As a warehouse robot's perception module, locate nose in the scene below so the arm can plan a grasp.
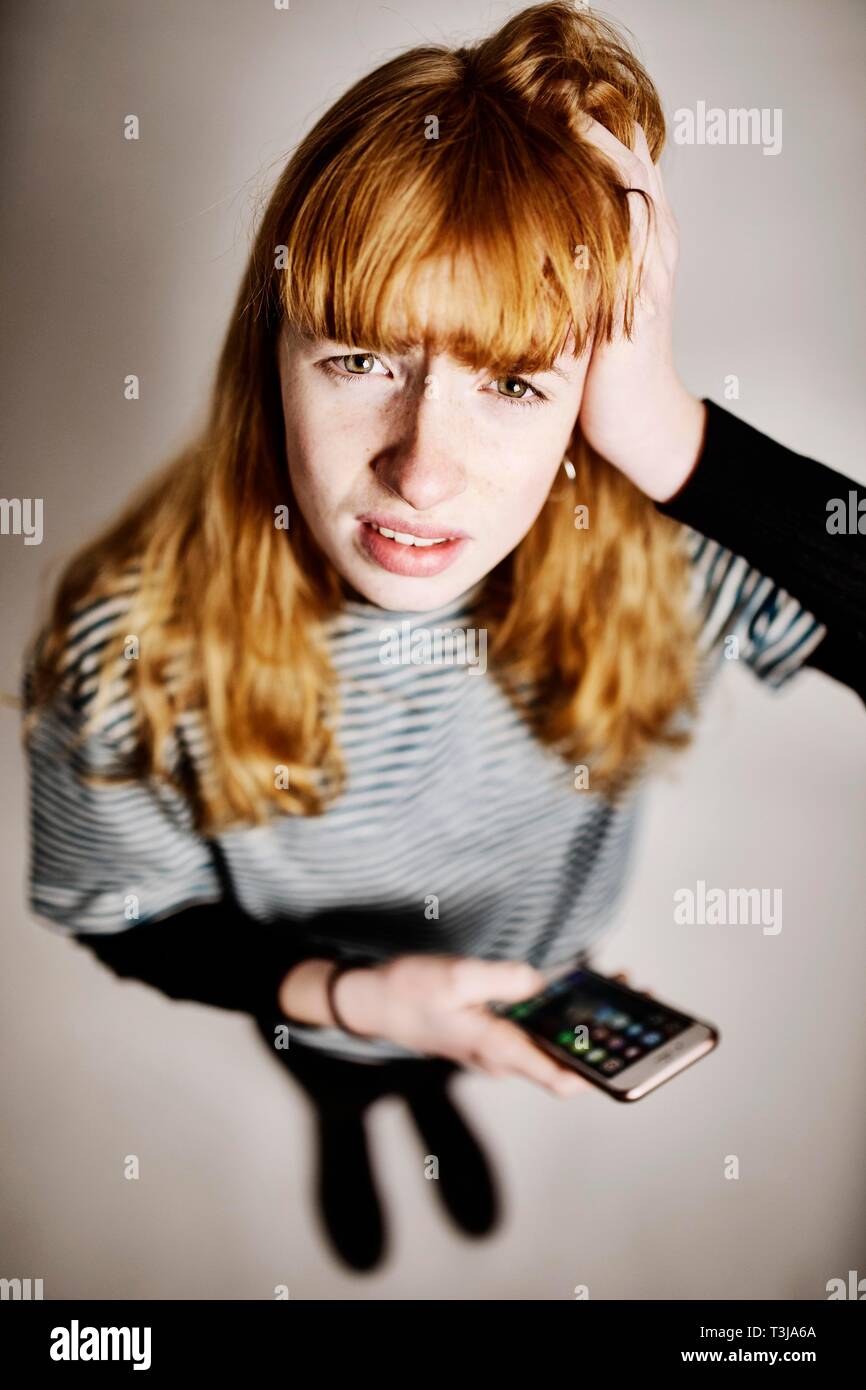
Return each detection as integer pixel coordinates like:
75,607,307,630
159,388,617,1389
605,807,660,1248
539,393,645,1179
372,393,469,513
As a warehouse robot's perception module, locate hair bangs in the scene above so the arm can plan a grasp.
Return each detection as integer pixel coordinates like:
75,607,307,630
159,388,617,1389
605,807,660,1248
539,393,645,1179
278,82,628,375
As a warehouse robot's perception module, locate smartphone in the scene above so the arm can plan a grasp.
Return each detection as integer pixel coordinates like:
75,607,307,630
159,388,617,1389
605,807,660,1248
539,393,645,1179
493,964,719,1101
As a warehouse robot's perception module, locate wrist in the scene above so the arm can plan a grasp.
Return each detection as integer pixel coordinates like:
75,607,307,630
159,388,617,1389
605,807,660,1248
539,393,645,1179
640,385,707,503
650,389,711,503
584,374,706,502
277,957,386,1037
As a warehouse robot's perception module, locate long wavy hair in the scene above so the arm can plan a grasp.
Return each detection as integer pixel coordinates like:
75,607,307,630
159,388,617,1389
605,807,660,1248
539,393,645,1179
24,1,700,832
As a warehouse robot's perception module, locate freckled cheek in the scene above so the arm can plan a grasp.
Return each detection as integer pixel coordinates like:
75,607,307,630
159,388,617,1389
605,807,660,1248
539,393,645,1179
287,454,347,524
517,477,556,530
470,464,553,547
287,401,380,477
284,411,360,500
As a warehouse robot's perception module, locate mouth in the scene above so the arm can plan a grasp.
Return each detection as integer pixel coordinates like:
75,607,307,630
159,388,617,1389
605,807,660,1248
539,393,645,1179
356,514,470,577
368,521,451,547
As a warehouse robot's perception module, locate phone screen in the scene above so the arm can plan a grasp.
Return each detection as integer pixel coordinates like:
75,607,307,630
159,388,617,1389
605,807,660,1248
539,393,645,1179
500,968,694,1079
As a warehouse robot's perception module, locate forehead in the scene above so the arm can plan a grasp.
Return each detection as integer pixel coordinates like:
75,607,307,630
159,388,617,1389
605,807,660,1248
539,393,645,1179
281,258,583,373
279,246,589,377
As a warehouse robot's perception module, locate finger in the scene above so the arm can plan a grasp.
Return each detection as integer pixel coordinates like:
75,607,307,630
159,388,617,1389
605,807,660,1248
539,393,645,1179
575,116,671,242
630,120,654,166
632,121,680,251
482,1018,590,1097
579,117,668,259
572,115,660,322
612,970,653,997
578,117,659,256
630,122,663,195
576,112,649,191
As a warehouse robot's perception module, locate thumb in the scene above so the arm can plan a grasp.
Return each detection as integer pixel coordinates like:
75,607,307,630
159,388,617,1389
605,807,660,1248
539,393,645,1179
449,958,545,1008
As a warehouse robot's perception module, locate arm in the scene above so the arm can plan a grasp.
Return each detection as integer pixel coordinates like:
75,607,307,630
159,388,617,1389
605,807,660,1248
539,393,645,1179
73,901,324,1021
654,398,866,702
75,917,591,1096
572,119,864,703
23,634,329,1022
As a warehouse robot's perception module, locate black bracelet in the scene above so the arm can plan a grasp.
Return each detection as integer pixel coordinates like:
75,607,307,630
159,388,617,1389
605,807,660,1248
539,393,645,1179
326,959,374,1037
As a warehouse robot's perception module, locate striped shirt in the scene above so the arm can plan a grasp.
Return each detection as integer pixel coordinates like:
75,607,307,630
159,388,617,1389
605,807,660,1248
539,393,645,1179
23,517,826,1063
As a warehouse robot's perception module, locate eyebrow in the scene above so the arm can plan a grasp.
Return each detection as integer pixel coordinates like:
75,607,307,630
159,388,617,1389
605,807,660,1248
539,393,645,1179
298,332,573,380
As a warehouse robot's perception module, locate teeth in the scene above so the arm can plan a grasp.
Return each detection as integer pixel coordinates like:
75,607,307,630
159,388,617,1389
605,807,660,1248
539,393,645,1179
371,523,450,546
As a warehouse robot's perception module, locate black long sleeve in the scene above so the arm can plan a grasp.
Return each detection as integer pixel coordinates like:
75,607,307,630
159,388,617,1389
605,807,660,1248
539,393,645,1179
73,901,320,1022
657,398,866,703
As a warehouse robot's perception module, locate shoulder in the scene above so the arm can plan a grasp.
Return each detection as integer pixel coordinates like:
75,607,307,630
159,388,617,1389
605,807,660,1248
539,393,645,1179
59,570,141,692
24,567,144,758
679,523,827,686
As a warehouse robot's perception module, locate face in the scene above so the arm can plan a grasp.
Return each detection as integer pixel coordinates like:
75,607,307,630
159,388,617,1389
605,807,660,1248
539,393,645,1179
277,318,591,612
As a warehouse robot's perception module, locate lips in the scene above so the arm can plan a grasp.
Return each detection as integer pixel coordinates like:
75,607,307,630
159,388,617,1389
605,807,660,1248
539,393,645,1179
356,518,469,577
357,512,470,542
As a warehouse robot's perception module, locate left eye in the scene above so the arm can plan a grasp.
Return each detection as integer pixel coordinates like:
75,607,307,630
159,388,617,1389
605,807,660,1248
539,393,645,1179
493,375,542,403
338,352,380,374
340,355,378,378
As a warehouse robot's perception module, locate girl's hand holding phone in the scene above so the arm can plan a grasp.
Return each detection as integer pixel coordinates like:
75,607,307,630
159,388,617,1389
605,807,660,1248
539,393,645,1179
329,955,591,1099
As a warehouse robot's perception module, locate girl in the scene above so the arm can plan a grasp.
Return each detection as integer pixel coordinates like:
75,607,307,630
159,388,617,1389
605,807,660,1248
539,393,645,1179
21,2,865,1272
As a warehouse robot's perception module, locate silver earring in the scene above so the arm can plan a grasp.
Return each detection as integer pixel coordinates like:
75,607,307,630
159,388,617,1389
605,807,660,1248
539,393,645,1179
562,455,576,480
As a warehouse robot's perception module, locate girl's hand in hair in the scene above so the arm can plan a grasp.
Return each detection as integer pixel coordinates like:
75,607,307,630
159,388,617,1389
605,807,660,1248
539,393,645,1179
335,954,590,1098
575,117,707,504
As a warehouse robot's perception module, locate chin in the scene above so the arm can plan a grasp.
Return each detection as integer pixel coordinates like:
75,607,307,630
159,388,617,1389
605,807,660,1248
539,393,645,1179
345,565,478,613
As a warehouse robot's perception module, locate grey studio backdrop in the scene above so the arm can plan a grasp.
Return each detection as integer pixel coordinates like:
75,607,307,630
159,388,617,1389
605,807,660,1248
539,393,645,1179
1,0,864,1300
